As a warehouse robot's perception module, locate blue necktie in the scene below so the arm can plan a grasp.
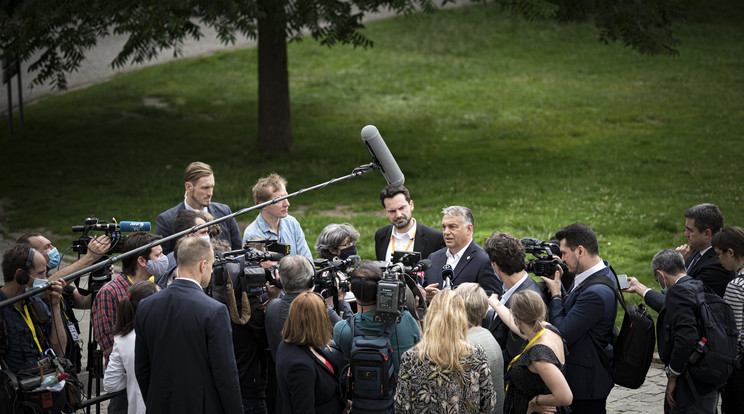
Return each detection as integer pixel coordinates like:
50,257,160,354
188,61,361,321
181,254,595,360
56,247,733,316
687,250,702,272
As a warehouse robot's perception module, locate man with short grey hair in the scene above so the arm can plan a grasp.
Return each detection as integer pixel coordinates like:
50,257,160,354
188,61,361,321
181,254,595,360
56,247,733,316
626,249,719,413
264,255,350,359
422,206,501,301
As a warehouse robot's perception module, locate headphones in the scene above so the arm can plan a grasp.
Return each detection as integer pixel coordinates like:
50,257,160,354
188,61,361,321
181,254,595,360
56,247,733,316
16,247,36,286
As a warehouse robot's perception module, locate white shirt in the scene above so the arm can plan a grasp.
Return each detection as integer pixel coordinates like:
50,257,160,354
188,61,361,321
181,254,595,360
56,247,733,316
501,272,530,304
569,259,607,293
104,331,146,414
384,219,418,264
446,240,472,271
183,199,208,213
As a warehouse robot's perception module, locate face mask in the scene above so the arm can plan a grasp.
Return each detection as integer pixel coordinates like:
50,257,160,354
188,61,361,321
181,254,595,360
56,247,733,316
46,247,61,269
26,277,49,292
657,274,668,295
339,245,357,260
146,255,170,279
199,235,211,243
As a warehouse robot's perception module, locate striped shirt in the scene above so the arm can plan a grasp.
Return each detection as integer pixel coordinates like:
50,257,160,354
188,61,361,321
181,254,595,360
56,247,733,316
724,275,744,358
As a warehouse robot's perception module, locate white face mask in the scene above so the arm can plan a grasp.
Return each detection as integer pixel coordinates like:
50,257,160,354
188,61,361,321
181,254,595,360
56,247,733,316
146,255,170,279
199,235,211,243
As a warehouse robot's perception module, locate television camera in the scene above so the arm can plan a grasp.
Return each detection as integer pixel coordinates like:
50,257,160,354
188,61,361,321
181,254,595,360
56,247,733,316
521,237,568,278
374,252,431,324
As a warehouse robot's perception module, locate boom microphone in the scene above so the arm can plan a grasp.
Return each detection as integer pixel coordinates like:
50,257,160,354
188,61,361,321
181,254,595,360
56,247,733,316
361,125,405,187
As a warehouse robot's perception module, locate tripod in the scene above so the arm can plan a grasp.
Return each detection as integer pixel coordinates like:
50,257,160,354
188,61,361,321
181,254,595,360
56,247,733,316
82,257,112,414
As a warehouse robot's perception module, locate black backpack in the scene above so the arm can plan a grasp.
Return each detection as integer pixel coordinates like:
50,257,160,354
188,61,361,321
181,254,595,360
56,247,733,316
685,282,739,389
569,274,656,389
346,318,396,414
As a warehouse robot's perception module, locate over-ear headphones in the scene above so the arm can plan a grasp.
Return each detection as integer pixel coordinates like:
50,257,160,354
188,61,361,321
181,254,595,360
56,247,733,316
16,247,36,286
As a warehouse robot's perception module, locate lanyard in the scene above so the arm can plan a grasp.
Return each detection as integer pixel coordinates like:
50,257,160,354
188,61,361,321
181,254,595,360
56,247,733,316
506,328,546,373
391,227,417,253
17,303,43,353
127,275,154,285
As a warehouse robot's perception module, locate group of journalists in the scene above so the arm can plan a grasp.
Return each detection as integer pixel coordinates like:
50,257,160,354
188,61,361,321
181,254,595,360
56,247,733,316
1,161,743,414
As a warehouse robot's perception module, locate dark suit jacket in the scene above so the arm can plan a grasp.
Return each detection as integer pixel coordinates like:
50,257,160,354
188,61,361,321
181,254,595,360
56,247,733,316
374,221,446,262
687,248,733,298
423,240,502,295
275,341,345,414
654,276,718,406
134,279,243,413
486,275,544,369
155,201,242,254
548,264,618,400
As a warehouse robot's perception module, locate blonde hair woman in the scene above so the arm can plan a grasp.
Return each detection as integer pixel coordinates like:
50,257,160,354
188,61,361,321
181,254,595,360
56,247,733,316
395,289,495,413
489,290,572,414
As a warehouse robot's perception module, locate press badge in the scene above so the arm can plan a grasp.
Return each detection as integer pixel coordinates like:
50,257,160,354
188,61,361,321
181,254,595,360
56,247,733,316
37,356,52,370
66,320,81,343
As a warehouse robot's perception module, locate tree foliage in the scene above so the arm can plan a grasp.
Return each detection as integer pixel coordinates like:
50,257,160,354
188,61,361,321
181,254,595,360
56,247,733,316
0,0,699,151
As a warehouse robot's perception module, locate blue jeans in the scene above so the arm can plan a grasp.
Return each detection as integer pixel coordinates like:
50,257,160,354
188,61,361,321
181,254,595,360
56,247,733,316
242,397,268,414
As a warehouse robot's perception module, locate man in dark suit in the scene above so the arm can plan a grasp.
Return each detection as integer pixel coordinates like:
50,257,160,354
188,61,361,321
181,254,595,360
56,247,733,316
626,249,719,412
675,203,733,297
134,237,243,413
423,206,501,301
482,231,544,368
374,185,445,263
542,223,618,414
155,161,242,254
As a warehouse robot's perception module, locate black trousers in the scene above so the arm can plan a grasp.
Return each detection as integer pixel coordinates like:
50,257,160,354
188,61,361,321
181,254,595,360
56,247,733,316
570,398,606,414
722,364,744,414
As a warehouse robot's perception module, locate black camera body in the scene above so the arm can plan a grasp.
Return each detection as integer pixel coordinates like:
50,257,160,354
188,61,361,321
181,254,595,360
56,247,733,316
71,218,128,255
313,256,359,298
374,263,407,324
521,237,568,278
210,243,287,301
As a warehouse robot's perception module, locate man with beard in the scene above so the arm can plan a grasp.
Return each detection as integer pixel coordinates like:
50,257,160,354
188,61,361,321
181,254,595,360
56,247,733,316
374,186,445,264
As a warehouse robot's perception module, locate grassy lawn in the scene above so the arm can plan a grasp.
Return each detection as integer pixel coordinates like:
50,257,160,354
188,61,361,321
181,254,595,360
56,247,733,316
1,1,743,317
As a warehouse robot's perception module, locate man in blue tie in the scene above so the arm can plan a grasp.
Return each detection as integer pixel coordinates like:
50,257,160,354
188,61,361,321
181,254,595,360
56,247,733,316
675,203,733,297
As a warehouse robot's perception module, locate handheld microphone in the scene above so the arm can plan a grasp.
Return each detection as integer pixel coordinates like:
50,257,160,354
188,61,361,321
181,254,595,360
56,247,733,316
119,221,151,232
361,125,405,186
442,264,453,289
411,259,432,273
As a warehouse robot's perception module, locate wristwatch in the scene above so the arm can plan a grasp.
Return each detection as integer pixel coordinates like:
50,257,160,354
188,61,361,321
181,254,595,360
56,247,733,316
664,366,679,379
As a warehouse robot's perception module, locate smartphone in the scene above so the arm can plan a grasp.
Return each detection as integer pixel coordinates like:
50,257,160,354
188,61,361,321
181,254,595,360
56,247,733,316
617,274,631,290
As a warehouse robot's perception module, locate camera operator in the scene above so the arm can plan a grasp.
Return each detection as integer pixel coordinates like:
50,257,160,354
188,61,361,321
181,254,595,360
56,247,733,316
91,232,164,414
158,210,210,289
483,231,545,370
17,232,112,308
17,233,112,373
332,260,421,373
315,223,359,309
1,244,68,413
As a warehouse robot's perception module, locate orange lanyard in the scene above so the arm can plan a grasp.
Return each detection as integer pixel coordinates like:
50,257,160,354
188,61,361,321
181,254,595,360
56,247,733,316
391,227,417,253
17,304,43,353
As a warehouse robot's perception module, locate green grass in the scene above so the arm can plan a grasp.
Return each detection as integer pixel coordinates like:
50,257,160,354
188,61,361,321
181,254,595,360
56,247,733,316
1,1,743,320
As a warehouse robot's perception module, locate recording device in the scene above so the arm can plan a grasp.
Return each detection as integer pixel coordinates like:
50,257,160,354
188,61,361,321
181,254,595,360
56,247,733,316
314,255,361,296
617,274,631,290
361,125,405,187
374,257,431,324
71,217,149,294
521,237,568,278
441,264,453,289
71,217,150,255
211,242,288,301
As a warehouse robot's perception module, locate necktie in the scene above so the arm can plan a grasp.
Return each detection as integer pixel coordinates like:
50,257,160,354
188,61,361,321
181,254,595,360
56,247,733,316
687,250,702,272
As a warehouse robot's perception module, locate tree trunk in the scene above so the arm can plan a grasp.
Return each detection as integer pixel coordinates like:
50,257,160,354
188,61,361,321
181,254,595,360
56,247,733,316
257,0,292,153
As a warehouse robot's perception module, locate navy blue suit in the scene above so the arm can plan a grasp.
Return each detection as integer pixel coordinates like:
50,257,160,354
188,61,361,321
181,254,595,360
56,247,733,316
686,248,733,298
423,240,502,295
374,222,445,262
275,341,345,414
134,278,243,413
548,263,618,403
155,201,242,254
